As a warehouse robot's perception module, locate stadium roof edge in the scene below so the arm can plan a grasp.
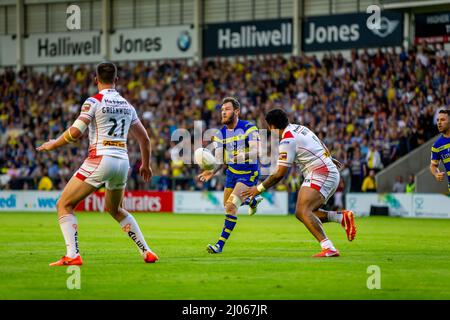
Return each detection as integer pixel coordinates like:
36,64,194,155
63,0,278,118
0,0,74,5
382,0,450,9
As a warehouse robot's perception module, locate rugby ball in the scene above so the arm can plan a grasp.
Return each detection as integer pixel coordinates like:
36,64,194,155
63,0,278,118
194,148,217,170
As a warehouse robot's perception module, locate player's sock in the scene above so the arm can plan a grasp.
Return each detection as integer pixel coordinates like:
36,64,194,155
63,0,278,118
327,211,343,223
320,238,337,251
119,214,151,257
58,214,79,258
242,198,251,206
216,214,238,248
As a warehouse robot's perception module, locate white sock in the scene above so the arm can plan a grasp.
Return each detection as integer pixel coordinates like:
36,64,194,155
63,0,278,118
58,214,79,258
320,238,336,251
327,211,343,224
120,214,151,256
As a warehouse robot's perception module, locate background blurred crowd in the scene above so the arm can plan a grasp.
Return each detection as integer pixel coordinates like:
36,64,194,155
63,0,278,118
1,45,448,206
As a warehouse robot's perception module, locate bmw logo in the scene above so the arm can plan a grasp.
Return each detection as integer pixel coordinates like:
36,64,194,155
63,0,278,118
177,31,191,52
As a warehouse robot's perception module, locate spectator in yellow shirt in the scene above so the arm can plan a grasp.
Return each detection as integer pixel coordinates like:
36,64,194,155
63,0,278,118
361,170,376,193
171,156,184,178
38,170,53,191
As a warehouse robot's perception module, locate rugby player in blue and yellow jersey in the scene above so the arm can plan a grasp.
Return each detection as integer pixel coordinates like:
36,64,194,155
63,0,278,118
430,109,450,193
198,97,263,254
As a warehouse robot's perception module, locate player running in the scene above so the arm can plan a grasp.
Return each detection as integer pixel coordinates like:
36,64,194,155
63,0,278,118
36,61,158,266
242,109,356,257
198,97,263,254
430,109,450,193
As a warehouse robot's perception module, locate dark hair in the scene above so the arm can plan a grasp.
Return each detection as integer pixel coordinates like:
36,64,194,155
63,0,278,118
222,97,240,110
265,108,289,129
96,61,117,84
438,109,450,116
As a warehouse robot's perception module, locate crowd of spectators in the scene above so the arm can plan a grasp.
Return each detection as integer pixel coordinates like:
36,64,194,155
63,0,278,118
1,45,448,200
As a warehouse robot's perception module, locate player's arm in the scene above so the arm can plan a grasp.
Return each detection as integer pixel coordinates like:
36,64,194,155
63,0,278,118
37,97,98,152
430,160,445,182
36,116,90,152
429,147,445,182
242,138,295,198
129,118,152,182
259,165,289,189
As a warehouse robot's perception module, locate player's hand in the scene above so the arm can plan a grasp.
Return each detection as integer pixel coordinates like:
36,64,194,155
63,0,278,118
241,186,260,200
332,157,343,169
139,164,153,182
198,170,214,183
36,139,57,152
435,172,445,182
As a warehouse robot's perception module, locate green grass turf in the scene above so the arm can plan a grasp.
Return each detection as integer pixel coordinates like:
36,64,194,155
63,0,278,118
0,212,449,300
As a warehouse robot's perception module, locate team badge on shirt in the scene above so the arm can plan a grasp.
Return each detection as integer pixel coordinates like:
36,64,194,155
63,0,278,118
82,103,91,112
279,152,287,161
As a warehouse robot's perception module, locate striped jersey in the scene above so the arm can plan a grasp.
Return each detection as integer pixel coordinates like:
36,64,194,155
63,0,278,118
431,135,450,191
277,123,336,175
80,88,138,160
213,119,260,174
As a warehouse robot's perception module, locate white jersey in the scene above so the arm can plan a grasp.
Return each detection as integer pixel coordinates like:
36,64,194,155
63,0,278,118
277,123,336,175
79,88,138,160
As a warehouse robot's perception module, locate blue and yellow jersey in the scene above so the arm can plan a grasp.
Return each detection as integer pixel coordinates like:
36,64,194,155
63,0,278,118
431,135,450,191
213,119,260,175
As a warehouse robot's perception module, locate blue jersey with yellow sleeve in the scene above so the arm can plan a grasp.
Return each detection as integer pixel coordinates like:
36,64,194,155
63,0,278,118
431,135,450,191
213,119,260,188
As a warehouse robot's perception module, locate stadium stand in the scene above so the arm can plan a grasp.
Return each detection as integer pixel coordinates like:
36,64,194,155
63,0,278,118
0,45,448,194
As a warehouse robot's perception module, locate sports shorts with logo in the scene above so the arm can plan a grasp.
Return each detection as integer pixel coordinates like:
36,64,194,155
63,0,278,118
74,155,130,190
302,166,340,203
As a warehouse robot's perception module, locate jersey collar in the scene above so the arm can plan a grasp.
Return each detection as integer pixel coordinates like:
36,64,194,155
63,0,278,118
282,123,293,136
226,119,241,131
99,88,117,94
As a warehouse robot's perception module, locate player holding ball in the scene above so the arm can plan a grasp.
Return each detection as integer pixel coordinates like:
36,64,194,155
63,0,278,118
198,97,263,254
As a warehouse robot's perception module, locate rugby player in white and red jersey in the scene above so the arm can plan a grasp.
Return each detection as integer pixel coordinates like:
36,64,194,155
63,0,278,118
36,61,158,266
242,109,357,257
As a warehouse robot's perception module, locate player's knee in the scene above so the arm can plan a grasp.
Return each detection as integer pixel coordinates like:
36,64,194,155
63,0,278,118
56,198,72,212
295,211,304,222
224,201,237,215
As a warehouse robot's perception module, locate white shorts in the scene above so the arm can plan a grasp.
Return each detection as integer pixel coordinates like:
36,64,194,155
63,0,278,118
74,155,130,190
302,166,340,203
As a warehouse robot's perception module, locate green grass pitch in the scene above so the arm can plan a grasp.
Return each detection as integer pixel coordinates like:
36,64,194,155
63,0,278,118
0,212,449,299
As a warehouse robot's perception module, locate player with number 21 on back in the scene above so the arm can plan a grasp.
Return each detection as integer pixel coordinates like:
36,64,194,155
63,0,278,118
36,61,158,266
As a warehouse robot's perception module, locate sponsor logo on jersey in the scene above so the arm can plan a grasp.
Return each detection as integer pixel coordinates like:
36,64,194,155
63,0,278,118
81,103,91,112
86,98,97,104
103,140,126,148
279,152,287,161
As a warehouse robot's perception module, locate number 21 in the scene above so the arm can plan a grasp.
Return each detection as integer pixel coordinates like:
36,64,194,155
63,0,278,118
108,118,125,137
